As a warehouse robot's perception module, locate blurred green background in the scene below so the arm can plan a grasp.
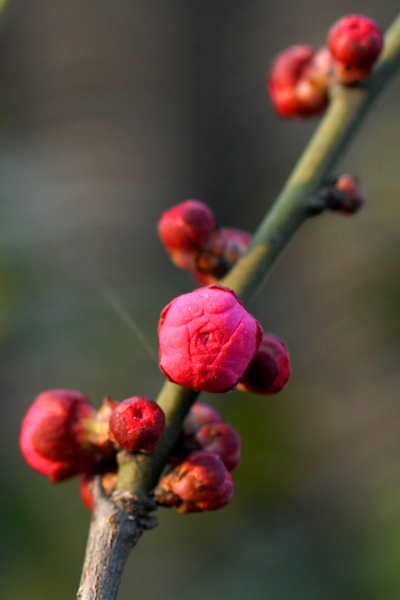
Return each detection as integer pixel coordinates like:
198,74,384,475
1,1,400,599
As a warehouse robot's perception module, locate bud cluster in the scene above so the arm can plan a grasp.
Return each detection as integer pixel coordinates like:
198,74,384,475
155,403,239,513
170,403,241,471
268,14,383,119
158,284,291,396
20,390,166,508
155,450,234,513
158,199,252,283
21,290,292,516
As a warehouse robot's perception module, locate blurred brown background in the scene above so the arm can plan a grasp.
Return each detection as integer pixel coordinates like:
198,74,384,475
1,1,400,599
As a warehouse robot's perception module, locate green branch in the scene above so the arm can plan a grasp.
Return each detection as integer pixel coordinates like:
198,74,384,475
222,11,400,302
0,0,12,20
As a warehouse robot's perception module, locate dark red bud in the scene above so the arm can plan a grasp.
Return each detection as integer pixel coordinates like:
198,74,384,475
108,397,165,453
194,423,241,471
155,450,234,513
238,333,291,395
158,200,217,269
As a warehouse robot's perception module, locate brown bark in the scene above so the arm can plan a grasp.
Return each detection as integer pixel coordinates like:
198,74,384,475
77,479,157,600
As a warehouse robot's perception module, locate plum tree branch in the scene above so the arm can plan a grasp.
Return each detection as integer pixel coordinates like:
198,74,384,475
77,12,400,600
222,11,400,302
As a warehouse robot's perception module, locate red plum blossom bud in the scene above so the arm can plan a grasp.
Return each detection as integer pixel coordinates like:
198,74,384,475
155,450,234,513
170,402,224,464
238,333,291,395
194,423,241,471
328,15,383,82
268,45,329,118
20,389,98,483
108,397,166,453
158,200,217,269
158,285,263,393
183,403,223,436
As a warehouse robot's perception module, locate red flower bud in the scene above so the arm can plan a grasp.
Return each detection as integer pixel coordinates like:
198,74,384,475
158,285,263,393
238,333,291,395
20,390,98,483
268,45,329,118
108,397,166,453
155,450,234,513
328,15,383,79
196,472,234,511
194,423,241,471
183,403,223,436
79,460,118,510
170,403,224,465
158,200,217,269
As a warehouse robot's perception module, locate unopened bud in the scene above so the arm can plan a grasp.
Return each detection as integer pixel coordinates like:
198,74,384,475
192,228,252,285
238,333,291,395
155,450,234,513
328,15,383,83
194,423,241,471
319,174,366,214
158,200,217,269
268,45,329,119
20,390,98,483
158,285,263,393
108,396,165,453
183,403,223,436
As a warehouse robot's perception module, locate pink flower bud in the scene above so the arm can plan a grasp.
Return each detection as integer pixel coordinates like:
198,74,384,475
158,285,263,393
194,423,241,471
158,200,217,269
268,45,329,119
238,333,291,395
20,389,98,483
155,450,234,513
108,397,166,453
79,460,118,510
328,15,383,78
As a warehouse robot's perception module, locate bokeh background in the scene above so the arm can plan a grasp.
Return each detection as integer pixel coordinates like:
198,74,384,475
1,1,400,599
